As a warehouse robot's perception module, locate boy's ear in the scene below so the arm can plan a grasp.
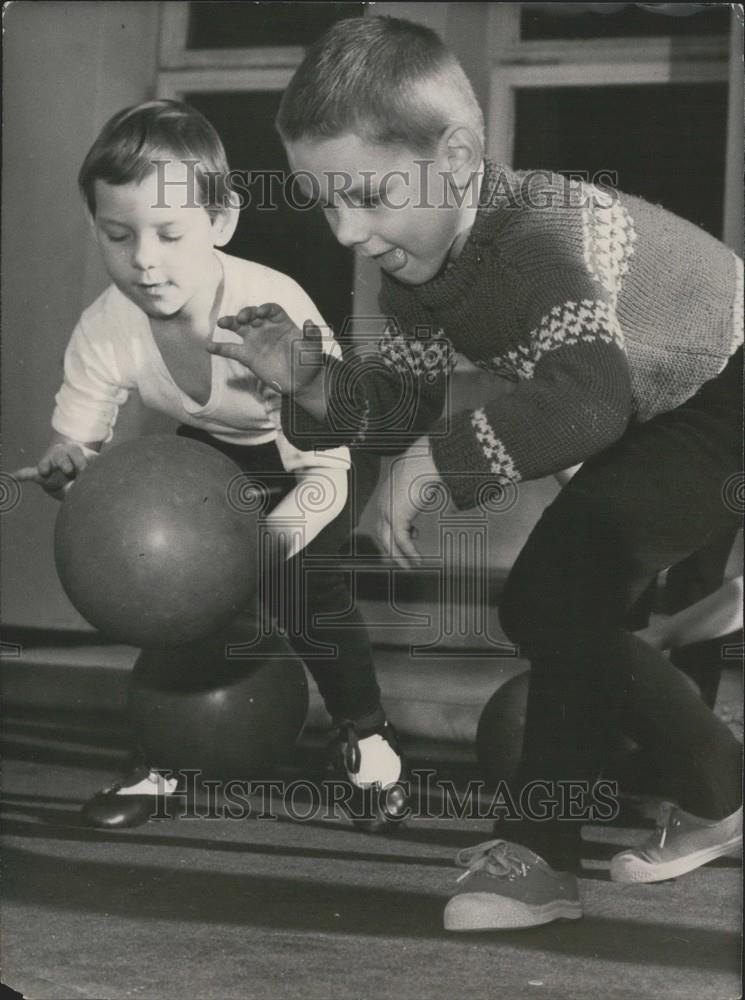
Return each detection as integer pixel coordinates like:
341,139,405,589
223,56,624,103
440,125,483,187
210,201,239,248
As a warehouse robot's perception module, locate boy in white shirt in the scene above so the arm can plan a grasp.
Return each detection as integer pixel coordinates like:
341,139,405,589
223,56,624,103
16,100,405,830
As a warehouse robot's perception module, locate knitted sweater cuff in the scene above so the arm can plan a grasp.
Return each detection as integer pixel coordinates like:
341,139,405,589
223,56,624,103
431,411,518,511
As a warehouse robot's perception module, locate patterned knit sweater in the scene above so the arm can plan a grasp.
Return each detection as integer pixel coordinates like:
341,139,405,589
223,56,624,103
283,160,743,509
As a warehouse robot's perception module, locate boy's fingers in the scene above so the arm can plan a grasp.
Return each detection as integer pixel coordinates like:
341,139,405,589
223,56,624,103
207,341,255,368
207,341,242,359
235,306,258,326
375,511,416,569
43,469,74,494
217,315,239,331
11,466,41,483
69,447,89,472
57,453,74,476
389,533,416,570
392,523,421,567
255,302,284,321
303,320,322,341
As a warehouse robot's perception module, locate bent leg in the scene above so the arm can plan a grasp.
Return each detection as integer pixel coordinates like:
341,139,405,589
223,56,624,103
500,350,742,822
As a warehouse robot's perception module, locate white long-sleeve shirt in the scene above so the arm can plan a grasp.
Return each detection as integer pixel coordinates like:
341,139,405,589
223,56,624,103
52,250,351,555
52,249,350,476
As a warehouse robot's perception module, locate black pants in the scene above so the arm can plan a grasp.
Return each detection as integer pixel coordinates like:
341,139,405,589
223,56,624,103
500,348,743,827
177,427,383,725
666,528,742,708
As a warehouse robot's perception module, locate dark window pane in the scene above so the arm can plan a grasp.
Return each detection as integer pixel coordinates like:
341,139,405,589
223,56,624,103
187,2,365,50
513,83,727,238
521,3,730,41
186,91,353,334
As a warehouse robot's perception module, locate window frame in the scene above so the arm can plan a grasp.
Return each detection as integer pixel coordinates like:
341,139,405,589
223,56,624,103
486,4,730,166
159,2,306,70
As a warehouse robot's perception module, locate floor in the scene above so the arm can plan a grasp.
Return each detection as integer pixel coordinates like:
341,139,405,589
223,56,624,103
2,703,742,1000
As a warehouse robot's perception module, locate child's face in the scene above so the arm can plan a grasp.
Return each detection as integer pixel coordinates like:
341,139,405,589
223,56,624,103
91,161,226,321
286,133,476,285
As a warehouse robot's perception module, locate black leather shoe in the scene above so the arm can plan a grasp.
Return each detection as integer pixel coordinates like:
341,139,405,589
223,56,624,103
331,721,410,834
81,766,180,829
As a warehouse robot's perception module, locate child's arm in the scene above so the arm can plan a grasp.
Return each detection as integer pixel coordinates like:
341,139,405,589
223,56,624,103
262,463,349,562
212,302,451,455
13,432,102,498
14,303,129,497
211,304,327,415
635,577,744,651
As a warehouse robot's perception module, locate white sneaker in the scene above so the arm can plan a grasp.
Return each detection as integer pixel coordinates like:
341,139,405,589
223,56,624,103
610,802,742,883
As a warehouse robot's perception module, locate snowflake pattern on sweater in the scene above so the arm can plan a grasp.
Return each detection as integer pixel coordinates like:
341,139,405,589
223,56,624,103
283,162,742,509
581,188,637,303
475,299,626,383
471,408,521,482
379,322,456,380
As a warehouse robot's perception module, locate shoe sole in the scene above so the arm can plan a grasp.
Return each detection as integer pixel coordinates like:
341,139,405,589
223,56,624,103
444,893,583,931
80,792,182,829
610,835,742,883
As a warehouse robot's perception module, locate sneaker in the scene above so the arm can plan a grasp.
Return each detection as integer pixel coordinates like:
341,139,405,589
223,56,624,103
443,840,583,931
610,802,742,883
333,720,409,834
81,765,179,829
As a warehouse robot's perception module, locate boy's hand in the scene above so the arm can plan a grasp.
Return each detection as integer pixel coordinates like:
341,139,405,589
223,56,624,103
211,303,324,396
372,440,439,569
13,440,98,499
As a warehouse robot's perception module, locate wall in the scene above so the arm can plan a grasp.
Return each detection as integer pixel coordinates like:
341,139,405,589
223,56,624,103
3,2,738,629
0,1,556,632
2,1,160,628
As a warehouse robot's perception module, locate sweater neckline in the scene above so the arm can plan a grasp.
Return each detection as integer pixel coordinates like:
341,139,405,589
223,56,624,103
384,160,513,311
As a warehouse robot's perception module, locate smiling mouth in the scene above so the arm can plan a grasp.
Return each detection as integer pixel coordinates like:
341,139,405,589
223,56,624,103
138,282,170,293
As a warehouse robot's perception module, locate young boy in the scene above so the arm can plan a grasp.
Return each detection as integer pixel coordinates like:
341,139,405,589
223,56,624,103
209,17,743,930
15,99,407,832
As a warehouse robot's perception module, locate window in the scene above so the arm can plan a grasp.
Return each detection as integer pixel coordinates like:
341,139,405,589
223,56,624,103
520,3,731,41
185,2,363,50
488,3,733,240
514,82,728,237
158,2,365,333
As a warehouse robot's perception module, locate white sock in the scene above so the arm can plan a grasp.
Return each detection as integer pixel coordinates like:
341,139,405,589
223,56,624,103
117,770,177,796
347,734,402,788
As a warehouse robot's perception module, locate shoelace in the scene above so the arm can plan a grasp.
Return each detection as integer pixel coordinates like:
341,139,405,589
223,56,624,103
454,839,529,883
654,802,680,848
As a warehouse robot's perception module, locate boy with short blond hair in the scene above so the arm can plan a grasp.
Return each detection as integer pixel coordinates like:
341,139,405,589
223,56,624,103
211,16,743,930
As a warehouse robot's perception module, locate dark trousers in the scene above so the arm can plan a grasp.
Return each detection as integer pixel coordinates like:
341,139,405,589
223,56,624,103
666,529,742,708
177,426,383,725
500,348,743,825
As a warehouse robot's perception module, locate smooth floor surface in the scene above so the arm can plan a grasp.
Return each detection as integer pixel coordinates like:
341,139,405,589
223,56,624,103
1,709,742,1000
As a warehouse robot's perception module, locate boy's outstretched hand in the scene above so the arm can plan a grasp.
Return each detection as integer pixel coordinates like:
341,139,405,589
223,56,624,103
13,437,100,499
211,302,325,397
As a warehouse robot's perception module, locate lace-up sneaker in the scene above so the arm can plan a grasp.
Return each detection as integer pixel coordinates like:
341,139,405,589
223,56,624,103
81,765,179,829
333,720,409,834
610,803,742,883
443,840,583,931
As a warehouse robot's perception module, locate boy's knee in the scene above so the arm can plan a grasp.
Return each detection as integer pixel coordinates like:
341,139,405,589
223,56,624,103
500,556,586,647
499,569,543,646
